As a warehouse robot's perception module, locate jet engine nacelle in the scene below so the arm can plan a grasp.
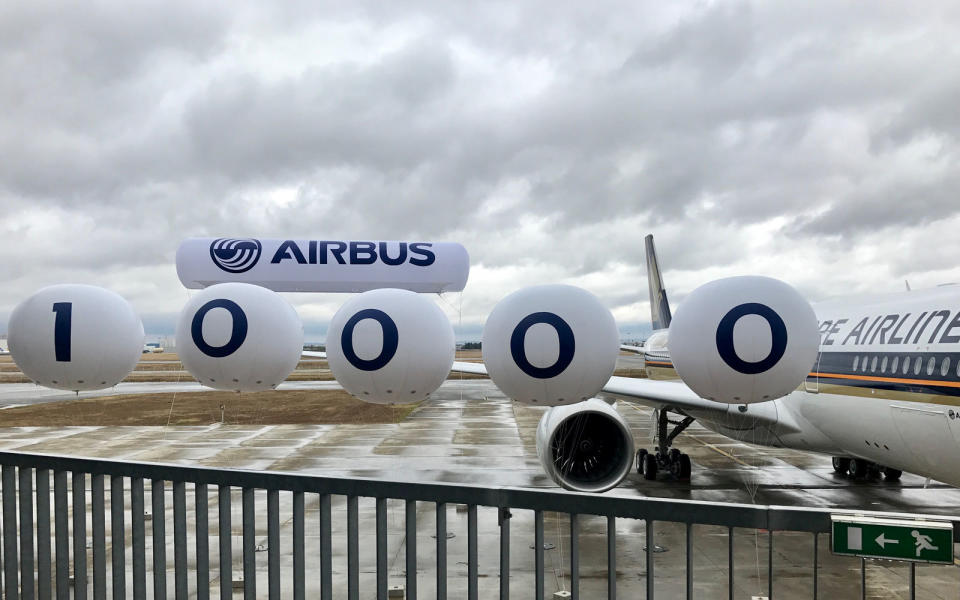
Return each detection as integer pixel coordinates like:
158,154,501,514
668,276,819,404
326,288,455,404
536,398,635,492
482,285,619,406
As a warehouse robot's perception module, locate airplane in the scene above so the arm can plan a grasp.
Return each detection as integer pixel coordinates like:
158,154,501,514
437,235,960,494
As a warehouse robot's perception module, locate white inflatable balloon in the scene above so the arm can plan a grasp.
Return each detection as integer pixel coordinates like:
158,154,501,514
176,283,303,391
8,284,144,391
668,276,819,404
482,285,619,405
326,288,454,404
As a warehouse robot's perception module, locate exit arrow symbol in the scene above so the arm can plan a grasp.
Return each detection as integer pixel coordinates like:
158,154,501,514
875,533,899,549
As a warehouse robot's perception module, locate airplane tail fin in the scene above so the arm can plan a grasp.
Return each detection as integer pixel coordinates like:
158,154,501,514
645,234,672,330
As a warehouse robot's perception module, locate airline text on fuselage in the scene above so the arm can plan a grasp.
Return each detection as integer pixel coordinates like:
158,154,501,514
818,310,960,347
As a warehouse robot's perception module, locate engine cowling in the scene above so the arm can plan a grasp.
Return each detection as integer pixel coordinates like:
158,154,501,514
668,276,819,404
536,398,635,493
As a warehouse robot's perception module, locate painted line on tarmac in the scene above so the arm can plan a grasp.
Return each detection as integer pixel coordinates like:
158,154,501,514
686,434,753,468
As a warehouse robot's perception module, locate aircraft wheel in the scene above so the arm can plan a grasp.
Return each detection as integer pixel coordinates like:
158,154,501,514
848,458,869,479
832,457,850,474
636,449,648,474
678,454,692,480
643,453,658,481
882,467,903,481
668,448,681,462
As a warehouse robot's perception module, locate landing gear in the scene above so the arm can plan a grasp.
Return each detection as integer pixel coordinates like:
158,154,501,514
848,458,870,479
642,453,658,480
882,467,903,481
635,409,695,481
832,456,903,481
832,456,850,474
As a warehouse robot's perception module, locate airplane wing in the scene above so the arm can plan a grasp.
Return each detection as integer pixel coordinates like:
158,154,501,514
447,361,732,417
620,344,644,353
309,352,735,420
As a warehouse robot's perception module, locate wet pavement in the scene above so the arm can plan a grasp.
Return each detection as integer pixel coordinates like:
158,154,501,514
0,376,959,598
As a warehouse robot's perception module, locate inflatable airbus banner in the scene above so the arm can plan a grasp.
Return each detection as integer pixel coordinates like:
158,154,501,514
176,238,470,293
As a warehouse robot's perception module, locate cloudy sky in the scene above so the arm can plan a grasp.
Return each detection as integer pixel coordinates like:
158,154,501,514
2,1,960,342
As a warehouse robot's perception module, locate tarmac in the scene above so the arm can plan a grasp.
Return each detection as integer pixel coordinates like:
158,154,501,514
0,366,959,597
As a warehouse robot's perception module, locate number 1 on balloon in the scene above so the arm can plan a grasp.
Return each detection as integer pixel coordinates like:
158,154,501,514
52,302,72,362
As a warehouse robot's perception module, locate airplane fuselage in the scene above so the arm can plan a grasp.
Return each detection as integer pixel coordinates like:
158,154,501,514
644,285,960,485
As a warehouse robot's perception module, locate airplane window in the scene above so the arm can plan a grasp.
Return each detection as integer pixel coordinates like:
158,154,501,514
863,356,869,372
956,360,960,378
903,356,911,375
871,356,878,372
881,356,888,372
942,357,951,377
914,357,922,375
891,356,899,373
852,356,859,371
927,356,936,376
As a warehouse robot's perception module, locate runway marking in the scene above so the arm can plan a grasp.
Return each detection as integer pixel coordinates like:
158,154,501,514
687,434,753,468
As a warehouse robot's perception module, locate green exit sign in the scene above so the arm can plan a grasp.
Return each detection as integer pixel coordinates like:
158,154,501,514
832,515,954,564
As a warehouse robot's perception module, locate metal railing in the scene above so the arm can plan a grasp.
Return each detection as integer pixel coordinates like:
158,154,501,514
0,450,956,599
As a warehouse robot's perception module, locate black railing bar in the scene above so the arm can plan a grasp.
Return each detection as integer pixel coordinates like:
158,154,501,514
813,532,818,600
18,467,35,600
3,465,19,599
242,488,255,599
151,479,166,600
293,491,305,600
768,529,773,600
348,495,360,600
131,478,146,600
406,499,417,600
54,470,69,600
646,519,654,600
36,468,52,600
728,526,734,600
499,506,510,600
71,472,87,599
267,489,280,600
607,515,616,600
535,509,544,600
685,522,692,600
196,483,210,600
376,497,387,600
468,504,478,600
91,473,106,600
109,474,124,600
436,502,447,600
569,513,578,600
217,485,231,600
319,494,332,600
174,481,188,599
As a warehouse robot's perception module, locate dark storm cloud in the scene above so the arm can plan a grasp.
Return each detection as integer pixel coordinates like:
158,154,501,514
2,1,960,334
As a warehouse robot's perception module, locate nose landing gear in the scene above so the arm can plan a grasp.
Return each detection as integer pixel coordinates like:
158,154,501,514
635,409,695,481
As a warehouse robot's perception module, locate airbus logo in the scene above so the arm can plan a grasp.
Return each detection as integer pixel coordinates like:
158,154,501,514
209,238,262,273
